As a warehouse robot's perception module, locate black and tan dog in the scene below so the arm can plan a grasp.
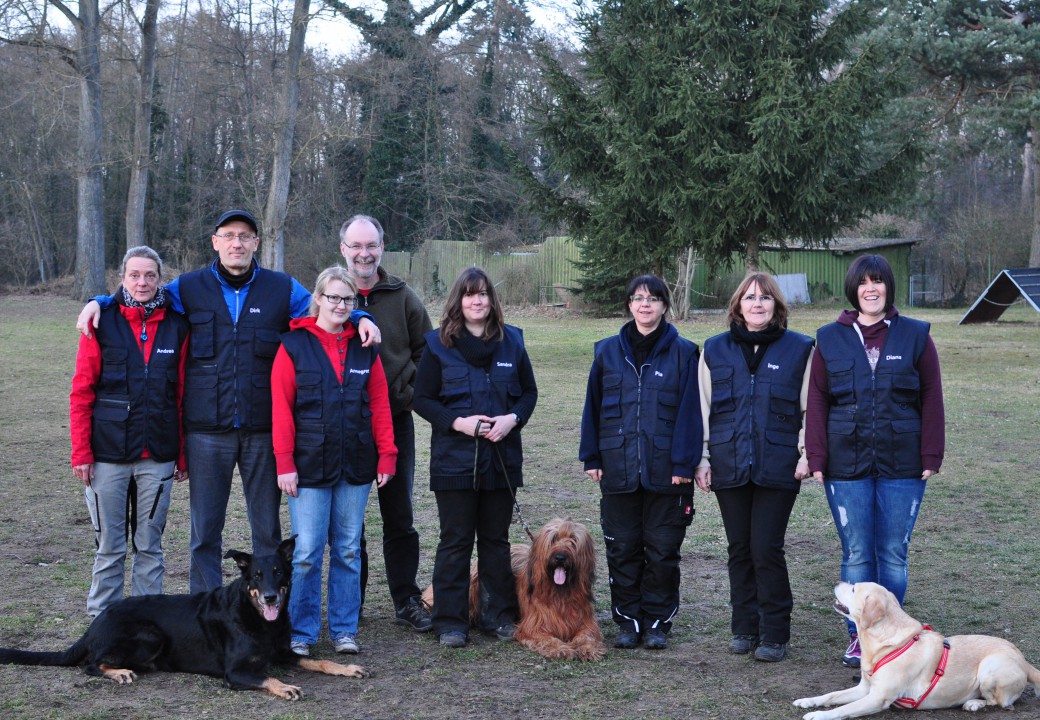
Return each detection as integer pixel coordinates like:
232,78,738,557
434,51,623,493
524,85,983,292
0,537,366,700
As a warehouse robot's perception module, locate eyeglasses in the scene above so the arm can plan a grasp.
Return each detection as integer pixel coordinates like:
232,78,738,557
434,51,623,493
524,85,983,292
342,243,381,253
215,233,258,242
630,295,663,304
322,293,356,308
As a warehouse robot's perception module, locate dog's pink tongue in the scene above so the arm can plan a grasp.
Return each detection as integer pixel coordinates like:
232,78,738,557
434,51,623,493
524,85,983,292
554,567,567,585
263,603,280,622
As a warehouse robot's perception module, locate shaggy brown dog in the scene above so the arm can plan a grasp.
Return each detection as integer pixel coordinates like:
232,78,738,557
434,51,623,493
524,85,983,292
424,518,605,661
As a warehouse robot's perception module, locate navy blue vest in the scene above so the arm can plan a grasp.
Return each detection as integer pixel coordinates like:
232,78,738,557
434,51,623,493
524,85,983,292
592,324,699,495
178,266,291,432
91,304,188,463
704,330,814,490
816,316,930,479
423,325,527,488
279,330,377,487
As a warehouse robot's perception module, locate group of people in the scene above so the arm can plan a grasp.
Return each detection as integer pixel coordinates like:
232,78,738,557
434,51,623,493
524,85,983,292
579,258,944,664
69,210,944,665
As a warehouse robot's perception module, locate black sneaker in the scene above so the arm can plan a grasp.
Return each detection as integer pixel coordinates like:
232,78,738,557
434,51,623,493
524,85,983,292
643,628,668,650
754,641,787,662
395,598,433,633
614,629,640,649
729,634,758,655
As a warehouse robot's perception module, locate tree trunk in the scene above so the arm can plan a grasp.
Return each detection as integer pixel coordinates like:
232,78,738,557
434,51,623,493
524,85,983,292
744,232,760,271
73,0,108,300
125,0,161,252
1032,118,1040,266
262,0,309,271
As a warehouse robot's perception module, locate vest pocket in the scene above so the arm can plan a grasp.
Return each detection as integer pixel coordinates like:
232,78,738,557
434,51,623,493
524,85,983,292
183,367,218,427
100,347,128,394
891,373,921,410
710,366,735,413
597,432,628,491
768,385,800,432
826,358,856,404
188,312,215,359
92,398,130,458
295,372,323,419
441,366,471,409
601,373,623,419
253,329,281,358
889,418,922,471
350,430,378,485
647,434,674,490
657,391,679,431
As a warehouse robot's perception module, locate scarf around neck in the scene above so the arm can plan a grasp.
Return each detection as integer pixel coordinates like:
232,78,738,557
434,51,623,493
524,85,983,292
453,330,496,368
120,285,166,318
729,321,785,374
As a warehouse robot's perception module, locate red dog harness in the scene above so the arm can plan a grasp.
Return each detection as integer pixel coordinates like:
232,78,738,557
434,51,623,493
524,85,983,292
867,625,951,710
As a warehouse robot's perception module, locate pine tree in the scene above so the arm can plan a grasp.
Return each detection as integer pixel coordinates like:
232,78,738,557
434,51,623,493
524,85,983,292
525,0,927,307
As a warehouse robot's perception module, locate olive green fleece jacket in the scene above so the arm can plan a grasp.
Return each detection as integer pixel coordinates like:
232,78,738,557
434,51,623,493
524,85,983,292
357,268,433,416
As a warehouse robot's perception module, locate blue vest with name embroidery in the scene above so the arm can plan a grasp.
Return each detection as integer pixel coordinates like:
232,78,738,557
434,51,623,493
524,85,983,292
816,315,930,479
92,304,188,463
703,330,814,490
279,330,377,487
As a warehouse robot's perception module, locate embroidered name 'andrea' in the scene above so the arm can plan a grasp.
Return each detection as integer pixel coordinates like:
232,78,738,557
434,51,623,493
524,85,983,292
154,348,176,354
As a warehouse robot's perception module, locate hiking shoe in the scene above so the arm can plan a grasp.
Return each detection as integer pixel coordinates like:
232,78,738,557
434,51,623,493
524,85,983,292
754,641,787,662
334,633,359,654
842,634,861,668
439,631,467,648
395,597,433,633
614,629,640,649
643,628,668,650
492,624,516,641
729,634,758,655
290,641,310,657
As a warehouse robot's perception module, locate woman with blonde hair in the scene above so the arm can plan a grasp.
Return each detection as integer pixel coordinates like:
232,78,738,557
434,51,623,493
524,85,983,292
271,266,397,657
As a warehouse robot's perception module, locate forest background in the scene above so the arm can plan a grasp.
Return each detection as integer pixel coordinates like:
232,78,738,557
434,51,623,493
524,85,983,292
1,0,1039,306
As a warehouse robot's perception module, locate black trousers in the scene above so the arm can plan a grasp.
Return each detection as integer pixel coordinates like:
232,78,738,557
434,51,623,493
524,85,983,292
600,487,693,634
431,486,518,635
360,412,422,610
713,482,798,644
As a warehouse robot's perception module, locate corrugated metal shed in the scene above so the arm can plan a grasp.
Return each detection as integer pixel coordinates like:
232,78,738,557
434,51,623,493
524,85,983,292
959,268,1040,324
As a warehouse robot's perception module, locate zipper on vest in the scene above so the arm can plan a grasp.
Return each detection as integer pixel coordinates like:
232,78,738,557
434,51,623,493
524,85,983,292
748,373,756,473
232,288,241,427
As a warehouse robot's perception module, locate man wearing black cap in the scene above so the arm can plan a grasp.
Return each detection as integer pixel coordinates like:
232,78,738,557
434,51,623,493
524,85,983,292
77,209,378,593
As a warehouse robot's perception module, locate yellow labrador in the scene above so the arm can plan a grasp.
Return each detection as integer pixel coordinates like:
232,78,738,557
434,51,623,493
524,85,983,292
793,582,1040,718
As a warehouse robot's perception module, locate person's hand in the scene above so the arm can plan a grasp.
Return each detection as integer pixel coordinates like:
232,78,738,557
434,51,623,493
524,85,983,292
73,463,94,486
694,466,712,492
278,471,299,498
174,468,189,482
76,301,101,338
922,469,936,480
585,468,602,482
484,413,518,442
671,475,692,485
811,470,824,483
357,317,381,347
794,459,810,481
452,415,493,438
376,473,392,488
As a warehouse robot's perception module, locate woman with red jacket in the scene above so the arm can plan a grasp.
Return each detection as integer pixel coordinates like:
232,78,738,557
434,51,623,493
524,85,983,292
271,266,397,657
69,246,189,616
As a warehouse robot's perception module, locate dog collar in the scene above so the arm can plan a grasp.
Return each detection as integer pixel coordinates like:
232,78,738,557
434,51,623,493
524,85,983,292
868,625,951,710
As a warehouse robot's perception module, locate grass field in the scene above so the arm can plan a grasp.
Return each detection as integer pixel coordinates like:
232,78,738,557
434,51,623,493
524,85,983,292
0,294,1038,719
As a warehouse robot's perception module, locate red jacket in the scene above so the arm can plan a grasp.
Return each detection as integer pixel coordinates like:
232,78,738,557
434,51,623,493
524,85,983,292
69,304,189,469
271,316,397,477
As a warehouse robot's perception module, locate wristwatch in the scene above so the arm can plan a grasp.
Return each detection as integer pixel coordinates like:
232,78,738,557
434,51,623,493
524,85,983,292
512,413,521,425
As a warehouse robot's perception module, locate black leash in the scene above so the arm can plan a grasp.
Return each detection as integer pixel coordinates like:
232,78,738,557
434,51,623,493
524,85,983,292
470,419,536,542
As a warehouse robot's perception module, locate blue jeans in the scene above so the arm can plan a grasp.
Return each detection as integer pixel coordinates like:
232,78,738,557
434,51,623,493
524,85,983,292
85,459,174,616
288,481,372,645
824,476,926,635
185,430,281,593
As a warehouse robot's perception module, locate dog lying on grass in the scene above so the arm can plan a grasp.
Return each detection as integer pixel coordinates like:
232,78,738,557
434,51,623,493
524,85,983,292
794,581,1040,718
0,537,367,700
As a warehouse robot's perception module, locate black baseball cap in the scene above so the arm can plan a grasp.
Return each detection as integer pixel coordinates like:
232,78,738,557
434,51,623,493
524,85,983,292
214,209,259,234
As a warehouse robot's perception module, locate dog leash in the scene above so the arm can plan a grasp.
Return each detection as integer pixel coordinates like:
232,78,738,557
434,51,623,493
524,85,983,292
470,419,536,542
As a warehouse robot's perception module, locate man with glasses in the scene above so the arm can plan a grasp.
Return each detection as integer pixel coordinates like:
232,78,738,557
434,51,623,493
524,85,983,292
76,209,379,593
339,214,435,633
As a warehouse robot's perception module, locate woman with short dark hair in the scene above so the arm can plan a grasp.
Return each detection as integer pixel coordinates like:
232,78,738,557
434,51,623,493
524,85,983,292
413,267,538,648
806,254,945,668
695,272,814,662
579,274,701,651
